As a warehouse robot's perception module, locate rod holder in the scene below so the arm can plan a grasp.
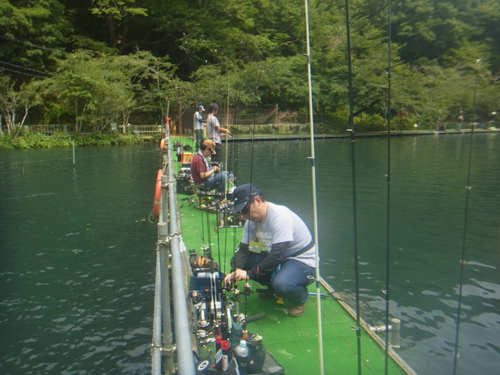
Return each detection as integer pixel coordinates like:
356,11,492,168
157,222,168,237
370,325,392,333
390,318,401,348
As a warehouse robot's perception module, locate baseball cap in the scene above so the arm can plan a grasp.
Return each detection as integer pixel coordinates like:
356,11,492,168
232,184,261,212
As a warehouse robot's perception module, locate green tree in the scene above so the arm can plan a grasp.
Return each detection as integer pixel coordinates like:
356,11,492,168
41,50,178,132
0,75,42,135
89,0,148,52
0,0,72,72
0,0,498,131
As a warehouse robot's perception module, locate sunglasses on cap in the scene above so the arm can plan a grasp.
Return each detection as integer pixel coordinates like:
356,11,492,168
240,198,254,215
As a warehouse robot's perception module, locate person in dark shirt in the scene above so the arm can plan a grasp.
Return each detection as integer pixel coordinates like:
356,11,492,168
190,139,229,193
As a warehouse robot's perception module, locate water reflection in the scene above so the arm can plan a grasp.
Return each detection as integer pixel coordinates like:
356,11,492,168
0,145,157,374
1,137,498,374
236,134,500,374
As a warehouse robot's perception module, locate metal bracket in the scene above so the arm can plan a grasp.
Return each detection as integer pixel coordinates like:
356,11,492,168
151,343,176,356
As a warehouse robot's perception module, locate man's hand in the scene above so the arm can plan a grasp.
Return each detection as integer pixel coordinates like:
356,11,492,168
224,269,248,284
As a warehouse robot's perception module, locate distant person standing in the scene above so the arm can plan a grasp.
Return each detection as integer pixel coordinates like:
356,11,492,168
456,111,464,132
206,103,232,163
194,105,205,148
487,111,497,129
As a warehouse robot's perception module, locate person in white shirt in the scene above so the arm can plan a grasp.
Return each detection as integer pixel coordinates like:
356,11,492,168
206,102,231,163
224,184,316,317
193,105,205,148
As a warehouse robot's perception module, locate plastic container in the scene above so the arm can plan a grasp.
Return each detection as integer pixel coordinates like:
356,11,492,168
233,340,250,374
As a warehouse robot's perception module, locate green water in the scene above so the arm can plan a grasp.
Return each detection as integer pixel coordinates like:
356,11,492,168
0,145,159,374
1,135,499,374
234,133,500,375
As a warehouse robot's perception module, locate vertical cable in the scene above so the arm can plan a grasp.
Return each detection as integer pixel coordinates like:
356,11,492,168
304,1,324,374
384,0,393,373
249,70,262,187
344,0,362,373
452,125,475,374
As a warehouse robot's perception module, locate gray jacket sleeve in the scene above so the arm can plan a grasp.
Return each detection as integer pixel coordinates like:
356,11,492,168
247,241,289,280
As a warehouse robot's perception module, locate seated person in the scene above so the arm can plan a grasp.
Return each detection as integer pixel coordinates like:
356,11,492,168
190,139,229,193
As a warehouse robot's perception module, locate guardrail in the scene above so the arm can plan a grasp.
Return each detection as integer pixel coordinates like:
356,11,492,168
129,125,164,135
26,125,69,134
22,124,164,136
151,137,196,375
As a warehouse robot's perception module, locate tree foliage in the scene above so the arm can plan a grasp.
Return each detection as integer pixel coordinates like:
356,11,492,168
40,50,177,132
0,0,498,133
0,75,42,134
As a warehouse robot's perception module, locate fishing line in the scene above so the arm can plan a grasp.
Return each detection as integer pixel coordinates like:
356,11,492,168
199,200,207,244
225,98,244,276
384,1,393,373
216,208,223,274
229,100,241,179
219,97,239,276
213,87,244,276
344,0,363,373
452,125,475,374
204,201,213,248
310,290,378,320
231,71,261,252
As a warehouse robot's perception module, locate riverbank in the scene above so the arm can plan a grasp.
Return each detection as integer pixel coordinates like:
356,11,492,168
0,133,147,150
2,127,498,150
226,127,500,142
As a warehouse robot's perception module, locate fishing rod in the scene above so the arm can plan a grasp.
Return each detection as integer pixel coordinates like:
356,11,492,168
384,1,394,374
452,124,476,375
308,291,378,319
304,1,325,374
343,0,363,374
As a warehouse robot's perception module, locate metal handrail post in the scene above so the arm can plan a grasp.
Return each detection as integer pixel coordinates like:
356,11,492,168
159,220,174,373
160,141,176,374
151,245,162,375
167,139,196,375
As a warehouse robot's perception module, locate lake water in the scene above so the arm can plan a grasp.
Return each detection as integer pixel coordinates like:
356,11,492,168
1,134,499,374
0,145,158,374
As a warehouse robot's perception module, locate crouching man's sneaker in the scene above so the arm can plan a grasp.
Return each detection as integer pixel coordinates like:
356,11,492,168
287,303,306,317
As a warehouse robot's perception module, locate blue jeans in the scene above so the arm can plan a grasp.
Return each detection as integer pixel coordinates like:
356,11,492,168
199,171,229,193
241,252,315,305
194,130,203,149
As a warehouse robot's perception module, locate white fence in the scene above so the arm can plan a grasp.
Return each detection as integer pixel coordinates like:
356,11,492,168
24,124,163,136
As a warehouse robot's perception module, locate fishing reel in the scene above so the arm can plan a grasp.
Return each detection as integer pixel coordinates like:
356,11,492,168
216,196,246,228
223,282,250,304
217,209,246,228
189,249,226,332
175,167,195,195
188,248,283,374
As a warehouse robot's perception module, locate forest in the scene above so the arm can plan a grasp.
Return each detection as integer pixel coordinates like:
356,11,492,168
0,0,499,135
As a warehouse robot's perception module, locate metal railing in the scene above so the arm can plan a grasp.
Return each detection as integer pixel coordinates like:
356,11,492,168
151,136,196,375
25,124,69,134
22,124,163,135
